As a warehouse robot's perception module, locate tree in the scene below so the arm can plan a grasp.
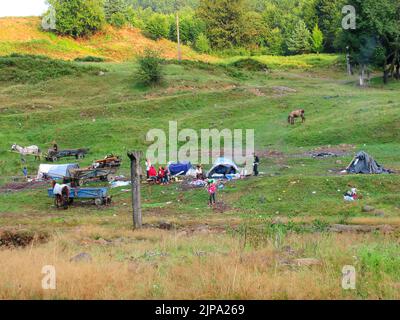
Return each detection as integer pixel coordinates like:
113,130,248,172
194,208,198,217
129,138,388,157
315,0,345,52
47,0,105,38
104,0,128,22
341,0,400,85
311,24,324,53
136,48,164,85
144,13,170,39
196,0,246,49
194,32,211,53
287,20,311,54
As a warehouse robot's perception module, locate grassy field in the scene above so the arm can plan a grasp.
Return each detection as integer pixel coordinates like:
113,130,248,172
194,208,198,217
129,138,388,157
0,49,400,299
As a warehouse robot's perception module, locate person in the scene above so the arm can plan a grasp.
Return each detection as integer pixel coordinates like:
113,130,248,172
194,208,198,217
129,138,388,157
163,166,170,184
148,165,157,183
51,180,71,209
195,165,204,180
22,167,28,180
158,166,165,184
253,153,260,176
53,143,58,152
207,179,217,207
145,159,152,179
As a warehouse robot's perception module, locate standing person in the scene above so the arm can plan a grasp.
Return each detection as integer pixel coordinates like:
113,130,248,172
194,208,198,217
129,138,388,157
253,153,260,176
195,165,204,180
163,166,170,184
207,179,217,207
145,159,151,179
22,167,28,180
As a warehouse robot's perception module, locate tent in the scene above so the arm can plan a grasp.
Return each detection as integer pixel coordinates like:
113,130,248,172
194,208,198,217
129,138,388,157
168,162,192,176
37,163,79,180
208,157,239,178
346,151,391,174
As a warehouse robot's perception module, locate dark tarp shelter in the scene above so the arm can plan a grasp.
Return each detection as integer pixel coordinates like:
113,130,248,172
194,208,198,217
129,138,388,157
346,151,392,174
208,157,239,178
168,162,192,176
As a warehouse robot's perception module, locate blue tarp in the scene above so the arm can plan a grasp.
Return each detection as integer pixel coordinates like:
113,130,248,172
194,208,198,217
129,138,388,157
168,162,192,176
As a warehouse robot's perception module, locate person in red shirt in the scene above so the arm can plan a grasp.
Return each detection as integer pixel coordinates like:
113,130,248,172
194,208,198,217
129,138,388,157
148,166,157,183
158,166,165,184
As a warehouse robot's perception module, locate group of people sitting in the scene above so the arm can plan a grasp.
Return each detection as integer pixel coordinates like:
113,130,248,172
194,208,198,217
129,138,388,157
146,160,170,185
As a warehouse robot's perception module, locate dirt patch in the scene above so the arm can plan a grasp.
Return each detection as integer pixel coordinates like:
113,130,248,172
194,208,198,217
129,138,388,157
213,201,231,213
0,229,49,248
0,180,48,194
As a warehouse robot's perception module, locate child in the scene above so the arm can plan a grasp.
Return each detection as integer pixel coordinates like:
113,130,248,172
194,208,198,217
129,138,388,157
207,179,217,207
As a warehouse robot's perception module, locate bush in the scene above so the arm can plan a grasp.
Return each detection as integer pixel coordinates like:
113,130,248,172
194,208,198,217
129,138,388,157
230,58,268,72
48,0,105,38
0,54,103,83
194,33,211,54
74,56,105,62
144,14,170,40
136,49,163,85
110,12,128,28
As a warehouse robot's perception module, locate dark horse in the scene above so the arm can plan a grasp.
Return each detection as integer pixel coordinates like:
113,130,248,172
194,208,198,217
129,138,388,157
288,109,305,125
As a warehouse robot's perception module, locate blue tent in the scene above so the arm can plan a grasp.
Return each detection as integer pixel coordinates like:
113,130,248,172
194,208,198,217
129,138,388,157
168,162,192,176
207,158,239,178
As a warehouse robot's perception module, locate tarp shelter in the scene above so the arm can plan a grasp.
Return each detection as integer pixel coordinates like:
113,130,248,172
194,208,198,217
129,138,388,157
37,163,79,180
208,157,239,178
346,151,391,174
168,162,192,176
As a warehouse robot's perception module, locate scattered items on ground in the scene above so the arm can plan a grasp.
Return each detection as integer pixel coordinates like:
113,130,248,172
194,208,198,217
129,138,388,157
312,152,337,159
344,151,393,174
288,109,305,125
343,188,360,202
93,154,122,168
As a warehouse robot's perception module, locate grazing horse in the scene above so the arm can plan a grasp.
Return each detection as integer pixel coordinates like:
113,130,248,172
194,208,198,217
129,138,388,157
11,144,41,160
288,109,305,125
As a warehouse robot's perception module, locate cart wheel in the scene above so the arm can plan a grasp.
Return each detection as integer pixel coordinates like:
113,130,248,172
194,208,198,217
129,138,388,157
107,174,116,182
77,153,84,159
52,156,58,162
95,198,103,206
79,179,85,186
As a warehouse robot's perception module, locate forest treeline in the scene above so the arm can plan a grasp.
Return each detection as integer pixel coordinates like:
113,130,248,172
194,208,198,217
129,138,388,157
45,0,400,83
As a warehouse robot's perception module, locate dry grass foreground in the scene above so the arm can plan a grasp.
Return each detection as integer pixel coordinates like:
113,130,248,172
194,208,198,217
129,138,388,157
1,224,399,300
0,17,216,62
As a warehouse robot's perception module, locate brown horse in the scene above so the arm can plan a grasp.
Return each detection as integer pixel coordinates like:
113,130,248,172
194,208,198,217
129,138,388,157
288,109,305,125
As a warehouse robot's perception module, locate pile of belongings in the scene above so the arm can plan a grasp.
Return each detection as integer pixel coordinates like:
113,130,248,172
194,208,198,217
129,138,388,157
345,151,392,174
343,188,359,202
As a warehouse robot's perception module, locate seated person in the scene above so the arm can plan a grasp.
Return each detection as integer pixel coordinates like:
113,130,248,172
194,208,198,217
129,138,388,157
148,166,158,182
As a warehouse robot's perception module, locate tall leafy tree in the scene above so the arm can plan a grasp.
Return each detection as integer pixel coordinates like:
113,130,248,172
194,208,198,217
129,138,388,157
47,0,105,38
311,23,324,53
287,20,311,54
196,0,246,49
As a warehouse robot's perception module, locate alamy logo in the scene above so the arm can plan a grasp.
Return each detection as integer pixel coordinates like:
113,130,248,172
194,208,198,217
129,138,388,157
146,121,255,166
342,265,356,290
42,7,57,31
342,5,356,30
42,265,56,290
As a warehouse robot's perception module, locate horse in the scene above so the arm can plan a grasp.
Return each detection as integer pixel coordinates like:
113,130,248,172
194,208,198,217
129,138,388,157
11,144,41,160
288,109,305,125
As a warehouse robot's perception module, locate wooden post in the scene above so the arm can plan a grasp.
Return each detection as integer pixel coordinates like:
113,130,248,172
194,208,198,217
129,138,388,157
128,151,143,229
176,12,182,62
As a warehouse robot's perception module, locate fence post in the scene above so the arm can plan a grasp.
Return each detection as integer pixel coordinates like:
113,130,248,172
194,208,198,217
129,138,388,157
127,151,143,229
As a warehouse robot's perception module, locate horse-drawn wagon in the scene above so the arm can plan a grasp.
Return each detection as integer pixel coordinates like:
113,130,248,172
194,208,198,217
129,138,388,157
48,187,111,208
69,166,118,186
45,148,89,162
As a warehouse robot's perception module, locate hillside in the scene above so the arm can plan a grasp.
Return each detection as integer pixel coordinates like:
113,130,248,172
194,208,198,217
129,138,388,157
0,52,400,298
0,17,216,62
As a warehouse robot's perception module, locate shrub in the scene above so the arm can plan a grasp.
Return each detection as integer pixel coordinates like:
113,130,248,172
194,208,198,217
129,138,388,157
110,12,128,28
74,56,105,62
136,49,163,85
144,14,170,40
48,0,105,38
194,33,211,54
230,58,268,72
0,54,103,83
